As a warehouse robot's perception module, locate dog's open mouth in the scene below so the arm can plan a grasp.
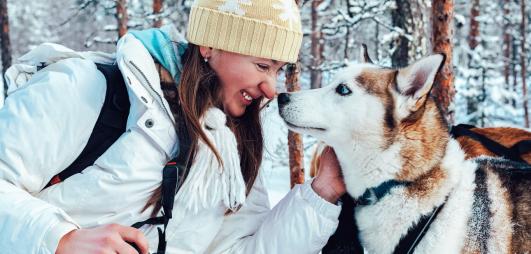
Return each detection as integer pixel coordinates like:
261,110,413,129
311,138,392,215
284,120,327,132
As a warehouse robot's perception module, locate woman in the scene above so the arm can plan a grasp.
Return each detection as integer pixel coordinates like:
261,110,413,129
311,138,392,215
0,0,346,253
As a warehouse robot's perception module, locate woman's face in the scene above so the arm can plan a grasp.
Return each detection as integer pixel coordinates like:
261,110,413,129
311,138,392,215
200,47,286,117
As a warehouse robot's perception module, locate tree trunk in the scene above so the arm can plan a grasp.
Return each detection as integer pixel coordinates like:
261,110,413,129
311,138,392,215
153,0,163,28
409,0,429,60
285,63,305,188
431,0,455,123
465,0,480,121
512,34,518,107
520,0,529,127
480,66,486,126
374,23,380,61
391,0,412,68
116,0,128,38
285,0,304,188
310,0,324,89
468,0,480,51
344,27,350,60
344,0,353,61
0,0,11,93
503,0,512,88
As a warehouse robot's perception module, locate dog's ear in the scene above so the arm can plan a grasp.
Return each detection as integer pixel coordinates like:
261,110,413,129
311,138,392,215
359,44,374,64
395,54,445,112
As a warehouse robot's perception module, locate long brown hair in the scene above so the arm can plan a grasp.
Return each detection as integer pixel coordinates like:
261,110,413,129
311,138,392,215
143,44,264,216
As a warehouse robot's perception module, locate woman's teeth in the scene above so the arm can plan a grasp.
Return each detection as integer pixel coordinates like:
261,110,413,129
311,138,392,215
242,91,253,101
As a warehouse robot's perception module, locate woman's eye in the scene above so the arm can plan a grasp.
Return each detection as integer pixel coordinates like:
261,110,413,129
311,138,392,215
256,64,270,71
336,84,352,96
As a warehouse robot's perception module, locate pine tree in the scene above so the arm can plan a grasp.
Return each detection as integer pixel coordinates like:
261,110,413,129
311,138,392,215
453,0,521,127
285,63,305,188
310,0,324,89
391,0,412,68
520,0,528,127
503,0,512,89
390,0,429,68
464,0,481,125
409,0,429,61
286,0,304,188
431,0,455,122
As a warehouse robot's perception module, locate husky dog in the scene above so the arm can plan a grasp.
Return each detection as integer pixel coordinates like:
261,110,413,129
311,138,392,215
278,48,530,254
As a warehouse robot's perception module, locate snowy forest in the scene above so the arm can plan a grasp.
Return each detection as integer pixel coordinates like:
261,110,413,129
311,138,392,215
0,0,530,204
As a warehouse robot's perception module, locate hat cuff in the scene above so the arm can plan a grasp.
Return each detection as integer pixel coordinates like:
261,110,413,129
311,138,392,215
186,6,302,63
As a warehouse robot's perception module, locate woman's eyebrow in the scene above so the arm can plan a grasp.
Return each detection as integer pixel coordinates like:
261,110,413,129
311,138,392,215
271,60,288,69
271,59,285,67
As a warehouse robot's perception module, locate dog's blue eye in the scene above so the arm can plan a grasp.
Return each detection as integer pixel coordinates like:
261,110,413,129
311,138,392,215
336,84,352,96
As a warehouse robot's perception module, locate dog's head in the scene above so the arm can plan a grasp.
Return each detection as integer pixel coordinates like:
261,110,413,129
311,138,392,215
278,47,445,151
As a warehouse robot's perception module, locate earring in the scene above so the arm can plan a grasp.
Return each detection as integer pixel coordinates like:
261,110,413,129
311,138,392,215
204,57,209,63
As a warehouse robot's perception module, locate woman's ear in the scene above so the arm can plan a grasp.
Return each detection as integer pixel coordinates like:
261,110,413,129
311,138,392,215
199,46,212,59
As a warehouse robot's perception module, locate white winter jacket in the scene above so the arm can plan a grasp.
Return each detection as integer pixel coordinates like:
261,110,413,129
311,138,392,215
0,32,341,254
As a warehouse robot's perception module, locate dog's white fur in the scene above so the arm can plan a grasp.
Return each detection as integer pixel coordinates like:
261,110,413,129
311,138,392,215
484,164,513,253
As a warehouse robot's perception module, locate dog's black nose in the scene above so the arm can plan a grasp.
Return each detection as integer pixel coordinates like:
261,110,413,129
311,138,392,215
277,93,290,106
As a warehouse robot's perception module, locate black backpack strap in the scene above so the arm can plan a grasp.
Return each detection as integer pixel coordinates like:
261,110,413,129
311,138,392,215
131,159,180,254
44,63,130,188
392,202,446,254
450,124,527,163
510,140,531,156
128,95,191,254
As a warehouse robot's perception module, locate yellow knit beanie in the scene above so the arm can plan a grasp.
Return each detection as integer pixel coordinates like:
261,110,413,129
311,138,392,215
186,0,303,63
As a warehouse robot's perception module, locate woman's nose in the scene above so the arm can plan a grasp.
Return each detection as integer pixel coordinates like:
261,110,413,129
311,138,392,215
259,79,277,100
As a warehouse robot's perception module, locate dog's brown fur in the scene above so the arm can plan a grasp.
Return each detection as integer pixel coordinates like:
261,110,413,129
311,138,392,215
455,127,531,163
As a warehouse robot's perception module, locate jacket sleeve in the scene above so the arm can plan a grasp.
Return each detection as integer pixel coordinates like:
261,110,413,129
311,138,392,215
0,58,106,254
206,172,341,254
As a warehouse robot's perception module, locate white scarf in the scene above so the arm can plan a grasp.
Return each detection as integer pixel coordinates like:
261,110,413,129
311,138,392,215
173,108,247,214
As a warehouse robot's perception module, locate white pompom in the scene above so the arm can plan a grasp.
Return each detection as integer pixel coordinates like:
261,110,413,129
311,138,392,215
173,106,246,214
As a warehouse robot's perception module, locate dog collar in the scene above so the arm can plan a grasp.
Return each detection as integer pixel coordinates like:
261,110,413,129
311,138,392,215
356,180,411,206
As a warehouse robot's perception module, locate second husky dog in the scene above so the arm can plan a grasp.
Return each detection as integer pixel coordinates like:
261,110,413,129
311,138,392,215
278,49,530,254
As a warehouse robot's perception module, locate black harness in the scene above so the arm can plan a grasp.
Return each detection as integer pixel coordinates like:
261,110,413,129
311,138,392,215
323,180,447,254
450,124,530,164
356,180,446,254
42,63,187,254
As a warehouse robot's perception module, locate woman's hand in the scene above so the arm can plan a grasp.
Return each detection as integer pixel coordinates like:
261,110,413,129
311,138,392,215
311,146,346,204
56,224,149,254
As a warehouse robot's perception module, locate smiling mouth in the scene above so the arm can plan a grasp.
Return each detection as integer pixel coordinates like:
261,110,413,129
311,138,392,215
284,120,326,131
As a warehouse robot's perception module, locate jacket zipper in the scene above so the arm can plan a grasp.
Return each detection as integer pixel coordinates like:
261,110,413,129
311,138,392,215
127,60,175,126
